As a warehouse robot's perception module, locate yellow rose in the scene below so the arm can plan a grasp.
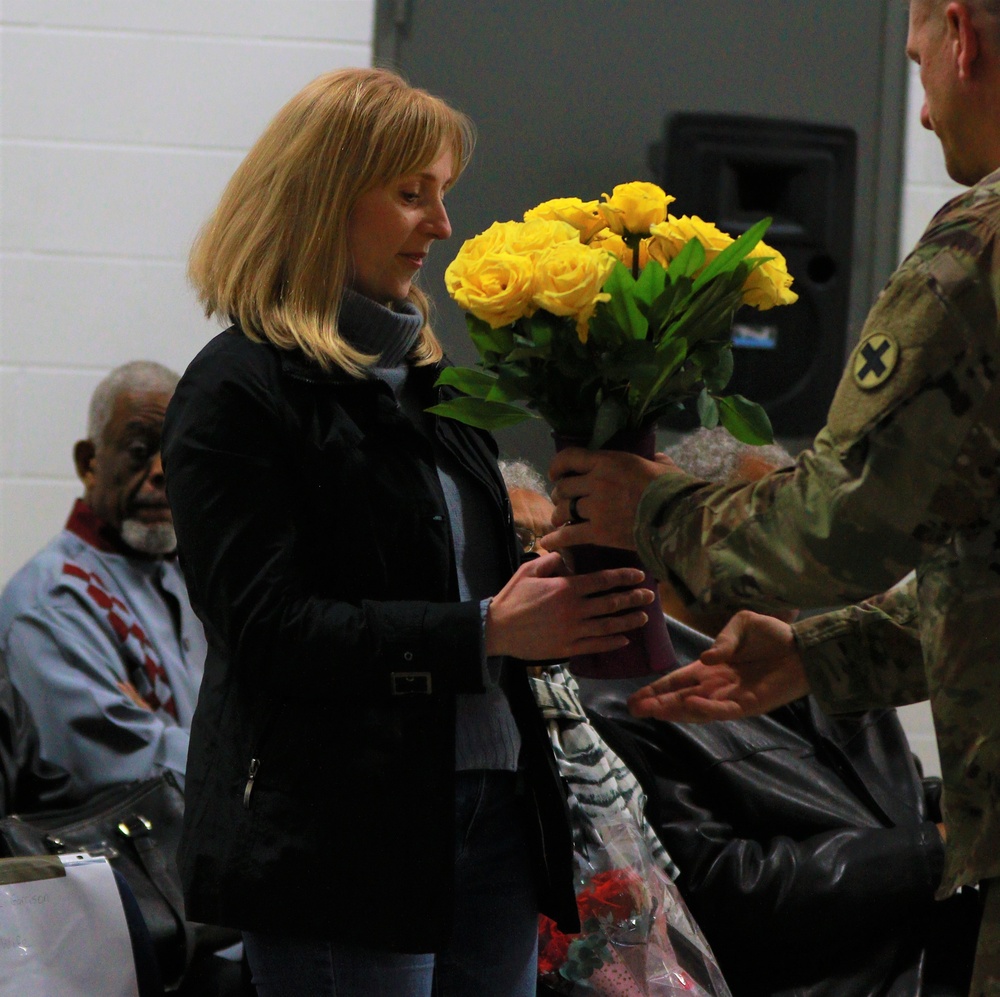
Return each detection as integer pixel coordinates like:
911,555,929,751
743,241,799,310
590,232,651,271
448,219,577,268
524,198,606,242
504,218,580,256
531,242,616,343
445,250,536,329
449,220,520,264
648,215,734,268
598,182,675,236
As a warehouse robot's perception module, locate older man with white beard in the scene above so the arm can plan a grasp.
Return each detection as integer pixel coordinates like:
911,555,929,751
0,361,206,803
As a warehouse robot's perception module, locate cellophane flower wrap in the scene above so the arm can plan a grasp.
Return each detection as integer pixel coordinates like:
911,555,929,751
429,182,798,447
538,817,731,997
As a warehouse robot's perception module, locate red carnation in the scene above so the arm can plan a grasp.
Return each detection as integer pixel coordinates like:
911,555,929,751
537,913,573,975
577,869,643,924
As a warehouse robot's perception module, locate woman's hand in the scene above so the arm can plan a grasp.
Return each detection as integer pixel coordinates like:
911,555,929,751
485,552,655,660
626,610,810,721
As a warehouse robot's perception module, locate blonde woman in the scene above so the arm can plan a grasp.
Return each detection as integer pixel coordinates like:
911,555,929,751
162,68,653,996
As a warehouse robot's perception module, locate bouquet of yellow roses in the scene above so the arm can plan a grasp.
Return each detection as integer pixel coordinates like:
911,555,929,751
429,181,798,448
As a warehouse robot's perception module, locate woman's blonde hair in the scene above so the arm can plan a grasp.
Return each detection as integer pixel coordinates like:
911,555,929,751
188,67,474,374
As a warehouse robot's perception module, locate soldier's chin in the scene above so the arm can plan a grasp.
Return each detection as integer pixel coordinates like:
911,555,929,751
120,519,177,556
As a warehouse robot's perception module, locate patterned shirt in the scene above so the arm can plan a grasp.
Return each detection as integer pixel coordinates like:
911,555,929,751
635,167,1000,897
530,663,678,880
0,501,206,804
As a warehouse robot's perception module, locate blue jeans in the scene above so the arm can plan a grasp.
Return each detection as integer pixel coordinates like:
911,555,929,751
243,771,539,997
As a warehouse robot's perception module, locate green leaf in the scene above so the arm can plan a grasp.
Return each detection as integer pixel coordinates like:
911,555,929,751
525,313,555,350
704,344,734,391
634,258,667,307
486,381,520,403
646,276,693,337
635,338,689,422
467,314,516,358
716,394,774,444
506,345,550,363
434,366,497,399
663,278,744,347
584,310,615,346
668,237,706,280
599,339,658,378
602,262,648,340
692,217,771,291
425,397,532,431
587,298,633,348
697,389,720,429
488,377,534,407
590,395,630,448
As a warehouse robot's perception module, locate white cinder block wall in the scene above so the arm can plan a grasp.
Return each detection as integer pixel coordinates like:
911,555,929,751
0,0,375,580
0,16,953,774
895,61,963,778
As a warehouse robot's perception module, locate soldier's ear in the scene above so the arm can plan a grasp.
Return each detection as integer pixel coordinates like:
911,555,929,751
947,2,979,80
73,439,97,486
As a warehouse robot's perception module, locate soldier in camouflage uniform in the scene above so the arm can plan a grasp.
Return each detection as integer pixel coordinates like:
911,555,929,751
544,1,1000,992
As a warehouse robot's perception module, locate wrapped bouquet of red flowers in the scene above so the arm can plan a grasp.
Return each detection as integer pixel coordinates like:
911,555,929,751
538,820,730,997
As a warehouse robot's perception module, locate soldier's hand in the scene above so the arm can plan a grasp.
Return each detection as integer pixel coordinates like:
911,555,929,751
627,610,810,721
543,447,675,552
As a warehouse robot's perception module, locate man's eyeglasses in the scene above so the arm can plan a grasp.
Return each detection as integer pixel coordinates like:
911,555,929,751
514,525,538,553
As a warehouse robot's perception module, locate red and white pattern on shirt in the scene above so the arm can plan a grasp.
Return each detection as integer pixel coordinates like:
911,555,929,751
60,561,178,718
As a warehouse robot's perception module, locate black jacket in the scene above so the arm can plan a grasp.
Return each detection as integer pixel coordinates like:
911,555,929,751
0,651,70,816
162,329,577,950
578,619,979,997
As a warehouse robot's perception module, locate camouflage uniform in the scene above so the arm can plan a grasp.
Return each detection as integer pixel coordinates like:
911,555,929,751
636,170,1000,914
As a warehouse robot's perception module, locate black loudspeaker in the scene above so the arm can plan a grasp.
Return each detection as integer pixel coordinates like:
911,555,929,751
664,114,856,437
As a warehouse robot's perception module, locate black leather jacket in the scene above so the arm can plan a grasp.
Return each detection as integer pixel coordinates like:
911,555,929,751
0,652,70,816
162,329,577,950
579,619,979,997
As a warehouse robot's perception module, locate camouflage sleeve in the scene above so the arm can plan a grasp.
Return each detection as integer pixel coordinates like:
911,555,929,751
792,578,928,713
636,240,999,614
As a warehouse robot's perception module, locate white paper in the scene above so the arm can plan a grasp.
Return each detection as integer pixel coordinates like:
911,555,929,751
0,853,139,997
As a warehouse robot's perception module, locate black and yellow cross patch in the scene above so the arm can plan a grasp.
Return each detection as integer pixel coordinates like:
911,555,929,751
852,334,899,390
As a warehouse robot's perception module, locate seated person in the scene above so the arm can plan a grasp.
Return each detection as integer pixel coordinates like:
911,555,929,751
500,460,730,997
0,361,206,805
580,634,979,997
0,386,245,997
574,429,979,997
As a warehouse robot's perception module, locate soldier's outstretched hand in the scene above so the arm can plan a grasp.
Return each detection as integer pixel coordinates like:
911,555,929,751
627,610,811,721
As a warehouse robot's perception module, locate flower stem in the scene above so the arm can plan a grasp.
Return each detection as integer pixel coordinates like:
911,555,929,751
625,232,642,281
